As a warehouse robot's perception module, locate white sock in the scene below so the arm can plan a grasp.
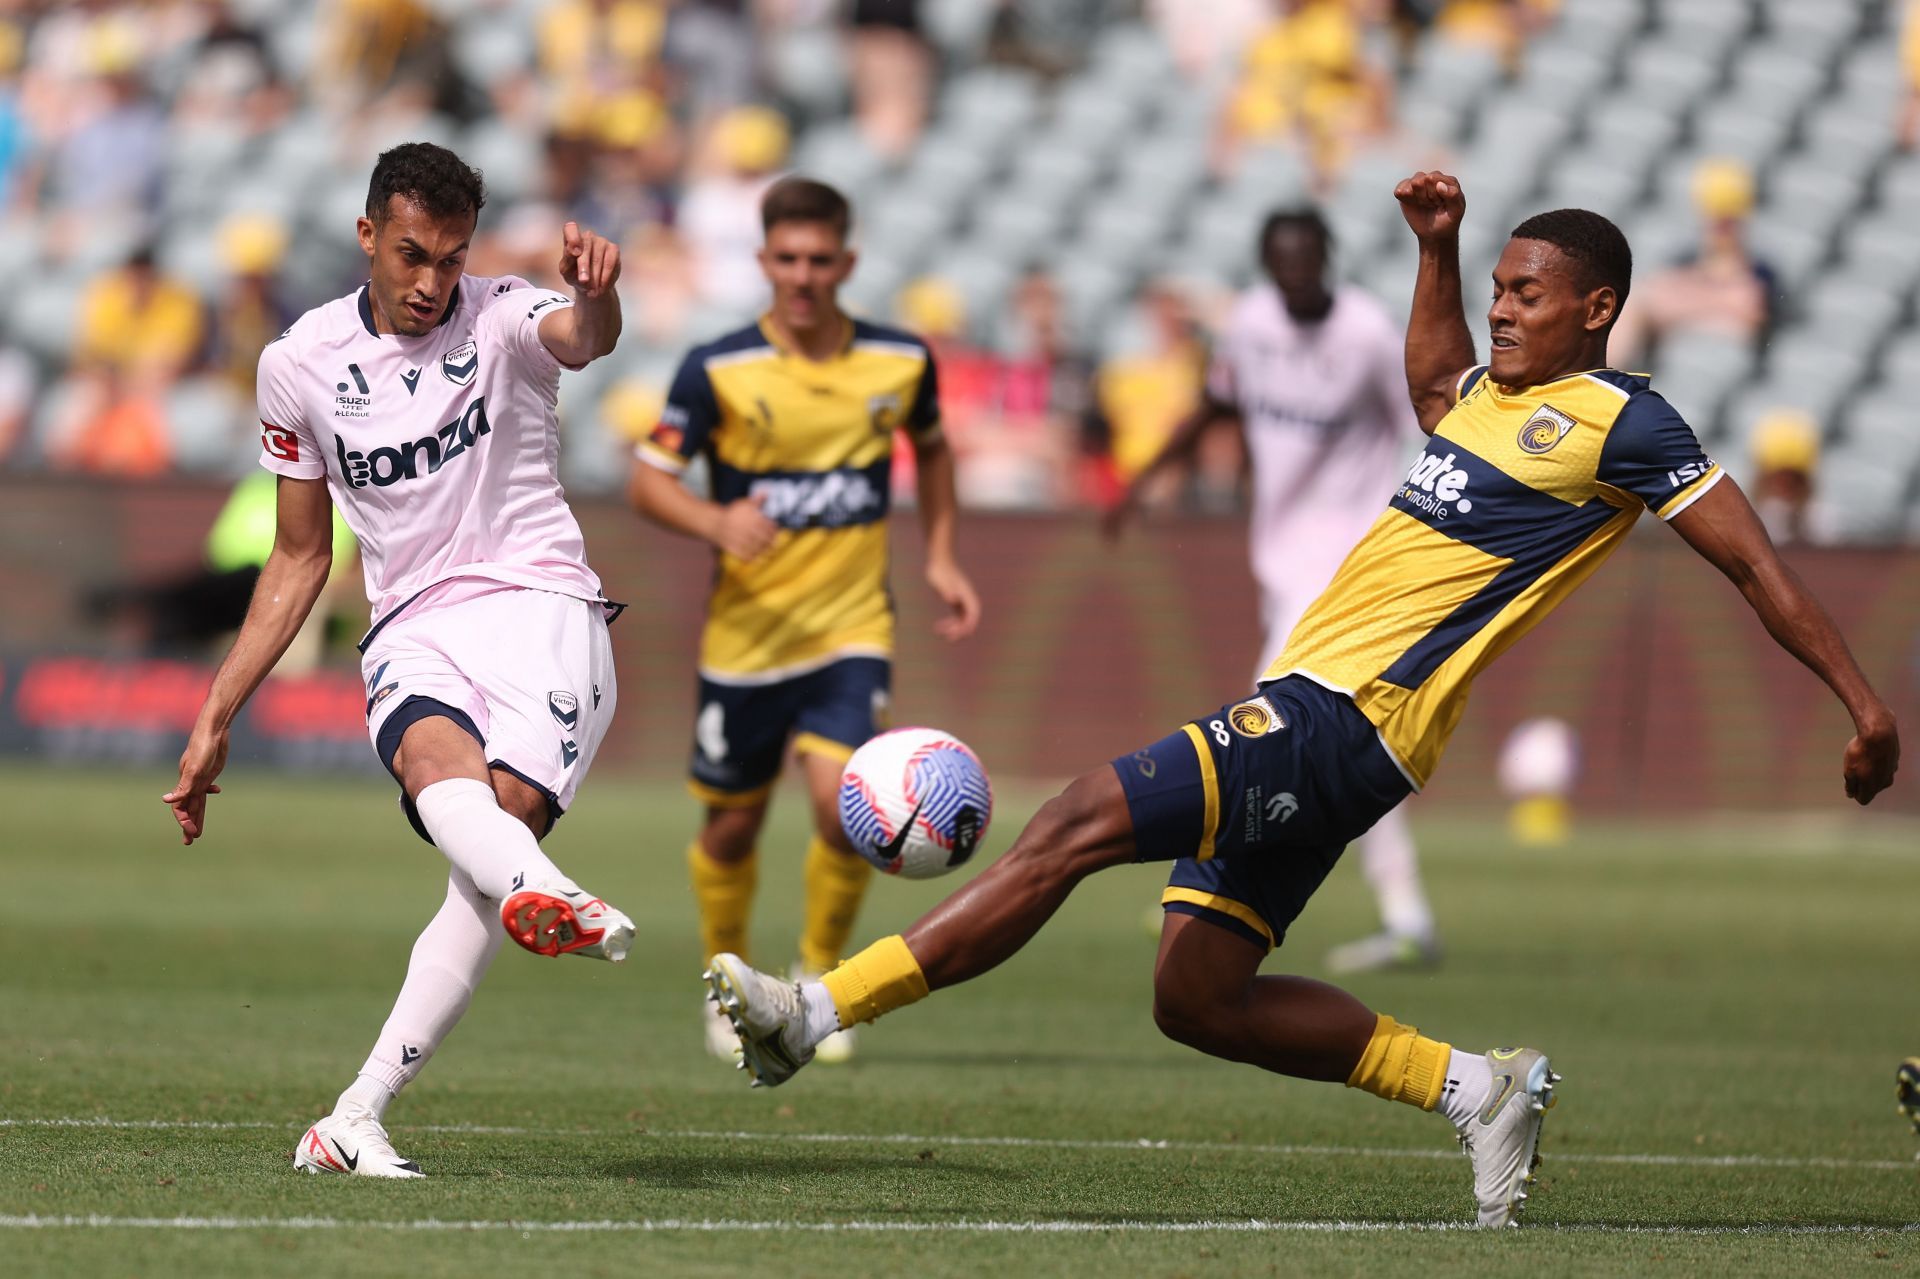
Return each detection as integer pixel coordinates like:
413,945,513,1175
800,979,842,1049
413,777,564,901
1435,1048,1494,1129
350,870,505,1105
337,1073,394,1121
1360,808,1435,940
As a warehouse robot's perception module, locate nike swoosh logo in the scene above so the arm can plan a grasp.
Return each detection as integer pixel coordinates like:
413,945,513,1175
876,799,925,865
330,1137,358,1171
1478,1071,1517,1126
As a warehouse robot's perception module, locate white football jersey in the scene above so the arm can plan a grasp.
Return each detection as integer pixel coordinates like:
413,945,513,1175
1209,283,1422,594
256,275,603,637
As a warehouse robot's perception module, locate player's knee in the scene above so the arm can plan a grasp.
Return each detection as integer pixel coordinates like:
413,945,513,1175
701,806,763,863
1003,769,1131,886
1150,977,1235,1053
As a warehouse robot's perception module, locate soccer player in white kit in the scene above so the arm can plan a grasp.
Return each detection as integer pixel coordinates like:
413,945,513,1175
1109,211,1440,974
163,144,633,1178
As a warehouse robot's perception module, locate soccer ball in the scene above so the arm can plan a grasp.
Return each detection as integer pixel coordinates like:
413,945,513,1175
838,727,993,879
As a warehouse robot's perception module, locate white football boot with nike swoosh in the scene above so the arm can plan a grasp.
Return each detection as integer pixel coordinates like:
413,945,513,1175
705,953,814,1087
1455,1046,1559,1227
292,1108,425,1179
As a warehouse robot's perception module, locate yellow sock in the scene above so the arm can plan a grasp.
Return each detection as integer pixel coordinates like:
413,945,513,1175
798,836,873,974
1345,1013,1450,1111
688,840,757,963
820,934,929,1027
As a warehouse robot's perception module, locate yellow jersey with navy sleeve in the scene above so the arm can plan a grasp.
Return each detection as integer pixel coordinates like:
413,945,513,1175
640,316,940,682
1269,366,1722,788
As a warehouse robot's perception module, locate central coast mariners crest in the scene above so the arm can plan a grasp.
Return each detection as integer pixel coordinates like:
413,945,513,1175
867,392,903,436
1517,404,1577,455
442,340,478,386
1227,695,1286,738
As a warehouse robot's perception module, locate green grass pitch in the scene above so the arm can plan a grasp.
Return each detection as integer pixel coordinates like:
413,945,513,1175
3,763,1917,1276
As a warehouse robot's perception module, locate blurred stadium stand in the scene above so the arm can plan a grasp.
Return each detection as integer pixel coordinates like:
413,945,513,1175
0,0,1916,535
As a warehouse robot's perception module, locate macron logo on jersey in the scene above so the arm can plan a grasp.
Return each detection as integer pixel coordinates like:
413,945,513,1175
1399,450,1474,518
334,398,491,489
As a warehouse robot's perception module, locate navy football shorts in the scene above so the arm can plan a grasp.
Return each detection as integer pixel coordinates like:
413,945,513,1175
1111,675,1414,951
688,656,891,806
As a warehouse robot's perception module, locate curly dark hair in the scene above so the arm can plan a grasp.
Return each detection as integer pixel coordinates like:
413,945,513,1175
1509,208,1633,306
1258,207,1333,257
365,142,486,225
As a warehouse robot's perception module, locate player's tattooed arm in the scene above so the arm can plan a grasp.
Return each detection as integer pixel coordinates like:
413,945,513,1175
164,475,336,844
912,432,981,641
1396,171,1475,434
538,221,622,366
1670,477,1899,805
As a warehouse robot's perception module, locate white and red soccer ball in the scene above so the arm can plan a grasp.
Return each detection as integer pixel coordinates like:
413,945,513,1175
838,728,993,879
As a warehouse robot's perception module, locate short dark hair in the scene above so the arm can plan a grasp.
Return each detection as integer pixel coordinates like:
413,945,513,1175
366,142,486,226
761,177,852,239
1259,208,1333,256
1509,208,1632,305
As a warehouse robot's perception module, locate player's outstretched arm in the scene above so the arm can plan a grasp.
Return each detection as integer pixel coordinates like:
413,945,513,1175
538,221,622,367
1101,397,1239,541
1396,171,1475,433
164,475,336,844
912,432,981,641
1669,477,1899,804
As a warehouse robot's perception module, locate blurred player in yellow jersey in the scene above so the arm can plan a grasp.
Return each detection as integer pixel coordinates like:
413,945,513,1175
704,172,1900,1227
631,178,980,1063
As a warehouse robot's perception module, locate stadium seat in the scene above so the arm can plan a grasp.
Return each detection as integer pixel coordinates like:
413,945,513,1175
1877,155,1920,213
766,23,851,117
922,0,999,62
1080,201,1176,264
1746,217,1832,298
460,119,541,208
1815,444,1912,541
1763,0,1869,64
791,122,888,205
5,275,82,362
1404,35,1505,114
1219,144,1314,211
1581,102,1685,189
1800,275,1908,351
1006,138,1107,212
1648,331,1757,438
974,196,1068,264
1877,335,1920,394
1659,0,1754,58
1799,104,1898,187
1617,45,1724,112
939,66,1043,148
1726,43,1831,118
1086,22,1177,87
1841,394,1920,478
1046,75,1147,159
1689,105,1795,179
164,377,248,475
1763,160,1869,254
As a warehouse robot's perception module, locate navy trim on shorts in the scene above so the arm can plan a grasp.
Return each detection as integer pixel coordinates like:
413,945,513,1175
489,757,563,833
358,583,437,654
375,695,483,778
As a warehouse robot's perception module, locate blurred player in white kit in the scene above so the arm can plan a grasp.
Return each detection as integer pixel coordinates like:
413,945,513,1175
1109,210,1439,973
164,143,630,1177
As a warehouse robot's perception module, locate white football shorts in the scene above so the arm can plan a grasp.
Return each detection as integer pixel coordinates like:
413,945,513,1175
362,583,618,818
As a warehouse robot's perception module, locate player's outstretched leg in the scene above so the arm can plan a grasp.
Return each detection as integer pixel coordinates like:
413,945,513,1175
1152,910,1557,1227
294,868,504,1178
705,766,1137,1086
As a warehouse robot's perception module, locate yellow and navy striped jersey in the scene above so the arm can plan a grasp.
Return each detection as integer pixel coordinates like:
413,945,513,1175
640,316,941,682
1269,366,1722,788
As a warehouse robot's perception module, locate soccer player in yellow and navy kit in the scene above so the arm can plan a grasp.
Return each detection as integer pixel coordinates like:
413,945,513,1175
703,170,1902,1226
631,178,980,1063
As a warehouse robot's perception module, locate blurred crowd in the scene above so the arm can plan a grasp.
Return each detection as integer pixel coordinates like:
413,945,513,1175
0,0,1906,537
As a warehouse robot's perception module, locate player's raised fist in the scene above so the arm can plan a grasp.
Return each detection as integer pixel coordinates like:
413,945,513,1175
1395,171,1466,240
559,221,621,300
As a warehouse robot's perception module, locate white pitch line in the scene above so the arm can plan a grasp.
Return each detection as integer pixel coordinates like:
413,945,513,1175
0,1215,1915,1237
1,1117,1911,1174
